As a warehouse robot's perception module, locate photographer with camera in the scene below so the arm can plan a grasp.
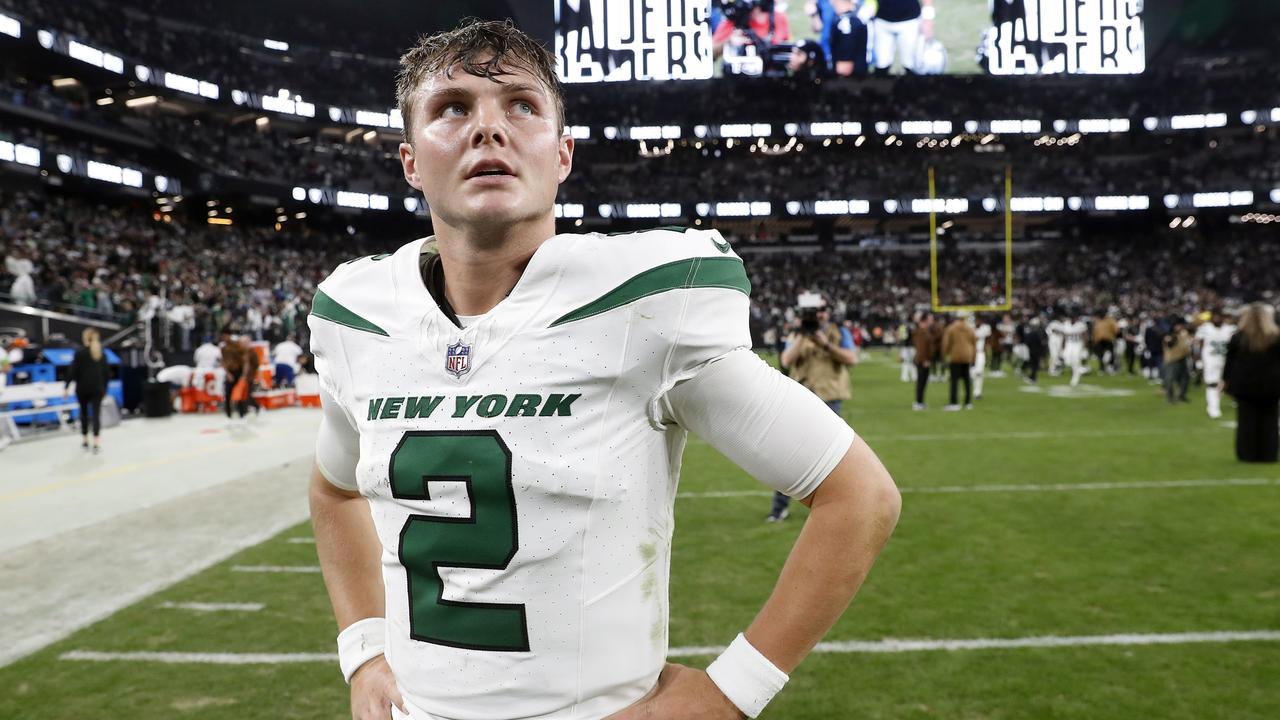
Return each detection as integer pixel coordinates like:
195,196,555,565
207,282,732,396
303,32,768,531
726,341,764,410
713,0,793,77
768,294,859,522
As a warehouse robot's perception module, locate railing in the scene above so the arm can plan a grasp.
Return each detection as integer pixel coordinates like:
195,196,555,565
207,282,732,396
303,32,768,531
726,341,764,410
0,292,130,327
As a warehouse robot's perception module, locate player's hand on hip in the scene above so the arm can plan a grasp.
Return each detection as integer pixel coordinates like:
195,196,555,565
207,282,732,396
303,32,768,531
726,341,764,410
350,655,406,720
605,663,747,719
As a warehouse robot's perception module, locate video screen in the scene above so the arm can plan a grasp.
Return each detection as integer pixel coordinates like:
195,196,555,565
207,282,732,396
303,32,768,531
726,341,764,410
554,0,1144,81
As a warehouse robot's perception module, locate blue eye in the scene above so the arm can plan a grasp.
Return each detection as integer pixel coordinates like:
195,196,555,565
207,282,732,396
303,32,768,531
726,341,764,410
442,103,465,117
513,101,534,115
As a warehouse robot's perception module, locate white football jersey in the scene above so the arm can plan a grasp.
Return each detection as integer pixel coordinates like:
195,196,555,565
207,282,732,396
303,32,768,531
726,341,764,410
1195,323,1235,364
307,228,840,720
1046,320,1065,347
1061,320,1088,346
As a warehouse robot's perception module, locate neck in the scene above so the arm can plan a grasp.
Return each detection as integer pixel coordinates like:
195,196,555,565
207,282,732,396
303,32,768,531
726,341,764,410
432,215,556,316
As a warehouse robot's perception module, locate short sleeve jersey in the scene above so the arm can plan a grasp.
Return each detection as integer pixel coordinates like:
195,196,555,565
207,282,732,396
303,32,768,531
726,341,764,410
308,228,756,719
1195,323,1236,365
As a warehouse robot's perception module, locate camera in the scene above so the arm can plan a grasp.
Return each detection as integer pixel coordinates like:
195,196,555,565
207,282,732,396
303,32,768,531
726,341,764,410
718,0,775,29
800,307,821,333
716,0,791,77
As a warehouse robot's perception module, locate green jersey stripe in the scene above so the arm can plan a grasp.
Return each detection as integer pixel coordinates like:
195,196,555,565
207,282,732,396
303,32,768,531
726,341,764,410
310,289,389,337
550,257,750,327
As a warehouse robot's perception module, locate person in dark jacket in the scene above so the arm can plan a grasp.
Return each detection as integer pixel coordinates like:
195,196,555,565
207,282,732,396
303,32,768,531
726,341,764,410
65,328,110,452
1223,303,1280,463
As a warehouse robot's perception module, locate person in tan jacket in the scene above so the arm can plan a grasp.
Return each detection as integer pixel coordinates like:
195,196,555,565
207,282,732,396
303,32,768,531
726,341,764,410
942,315,977,409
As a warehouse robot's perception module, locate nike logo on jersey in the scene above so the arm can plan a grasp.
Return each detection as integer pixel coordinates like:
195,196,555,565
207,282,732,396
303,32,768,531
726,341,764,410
711,236,732,254
367,393,582,421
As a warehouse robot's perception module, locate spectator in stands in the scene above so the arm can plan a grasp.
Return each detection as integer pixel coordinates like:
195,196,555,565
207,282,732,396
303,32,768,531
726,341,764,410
5,253,36,305
1223,303,1280,463
65,328,110,453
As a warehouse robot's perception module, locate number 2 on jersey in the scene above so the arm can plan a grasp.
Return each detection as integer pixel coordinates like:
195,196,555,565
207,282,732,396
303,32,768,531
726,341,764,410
389,430,529,652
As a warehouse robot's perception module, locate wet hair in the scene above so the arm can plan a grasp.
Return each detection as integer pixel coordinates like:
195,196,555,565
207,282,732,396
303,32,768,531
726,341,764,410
396,17,565,144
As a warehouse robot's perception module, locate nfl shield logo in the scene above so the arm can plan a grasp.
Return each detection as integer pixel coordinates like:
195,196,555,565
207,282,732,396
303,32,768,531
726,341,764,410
445,340,472,378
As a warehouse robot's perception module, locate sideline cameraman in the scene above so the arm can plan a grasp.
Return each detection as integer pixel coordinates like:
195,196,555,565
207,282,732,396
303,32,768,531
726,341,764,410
712,1,792,59
768,300,858,522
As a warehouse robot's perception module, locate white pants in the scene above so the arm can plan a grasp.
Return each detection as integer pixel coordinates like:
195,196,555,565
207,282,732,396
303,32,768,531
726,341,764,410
900,346,917,382
1204,360,1225,417
972,352,986,398
1063,343,1086,386
1048,339,1063,374
873,17,921,72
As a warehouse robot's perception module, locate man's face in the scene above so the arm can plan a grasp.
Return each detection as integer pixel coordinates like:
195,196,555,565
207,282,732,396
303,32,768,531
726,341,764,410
788,48,808,72
399,60,573,234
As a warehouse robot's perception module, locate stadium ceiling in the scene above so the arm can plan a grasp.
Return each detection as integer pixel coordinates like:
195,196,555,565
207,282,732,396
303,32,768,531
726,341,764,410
163,0,543,57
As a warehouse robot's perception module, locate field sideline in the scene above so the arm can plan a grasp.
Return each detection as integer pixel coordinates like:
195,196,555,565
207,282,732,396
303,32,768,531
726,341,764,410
2,350,1277,719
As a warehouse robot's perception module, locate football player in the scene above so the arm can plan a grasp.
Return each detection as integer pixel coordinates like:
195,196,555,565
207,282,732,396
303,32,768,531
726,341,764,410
1194,308,1236,419
971,313,992,400
1045,310,1065,376
1060,311,1089,387
307,19,901,720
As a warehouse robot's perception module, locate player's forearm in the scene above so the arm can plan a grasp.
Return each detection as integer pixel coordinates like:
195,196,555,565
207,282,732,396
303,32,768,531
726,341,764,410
743,440,900,673
309,466,385,630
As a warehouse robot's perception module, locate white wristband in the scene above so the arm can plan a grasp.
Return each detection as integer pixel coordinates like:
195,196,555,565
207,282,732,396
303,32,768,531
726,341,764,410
705,633,789,718
921,6,937,20
337,617,387,684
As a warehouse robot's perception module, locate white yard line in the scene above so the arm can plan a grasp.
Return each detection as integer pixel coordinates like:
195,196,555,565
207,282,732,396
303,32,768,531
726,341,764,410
231,565,322,573
676,477,1280,499
157,602,264,613
60,630,1280,665
286,537,315,544
61,650,334,664
668,630,1280,657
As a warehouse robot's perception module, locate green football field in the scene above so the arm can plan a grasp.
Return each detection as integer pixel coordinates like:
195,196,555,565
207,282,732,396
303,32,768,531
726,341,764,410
3,350,1278,719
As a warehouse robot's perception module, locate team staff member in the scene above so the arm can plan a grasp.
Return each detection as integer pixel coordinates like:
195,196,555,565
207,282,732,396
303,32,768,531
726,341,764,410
309,19,900,720
911,312,937,409
942,314,976,410
65,328,110,452
770,302,859,522
1092,311,1118,374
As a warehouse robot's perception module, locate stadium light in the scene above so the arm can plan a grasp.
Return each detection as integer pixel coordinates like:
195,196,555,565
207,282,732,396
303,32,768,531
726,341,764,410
1,142,39,168
263,38,290,51
1270,189,1280,204
0,12,19,38
52,77,78,88
1163,194,1180,209
37,29,53,49
95,97,114,106
68,40,124,74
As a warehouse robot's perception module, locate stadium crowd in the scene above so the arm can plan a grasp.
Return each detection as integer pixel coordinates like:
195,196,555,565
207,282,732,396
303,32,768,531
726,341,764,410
0,191,377,350
3,189,1276,360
